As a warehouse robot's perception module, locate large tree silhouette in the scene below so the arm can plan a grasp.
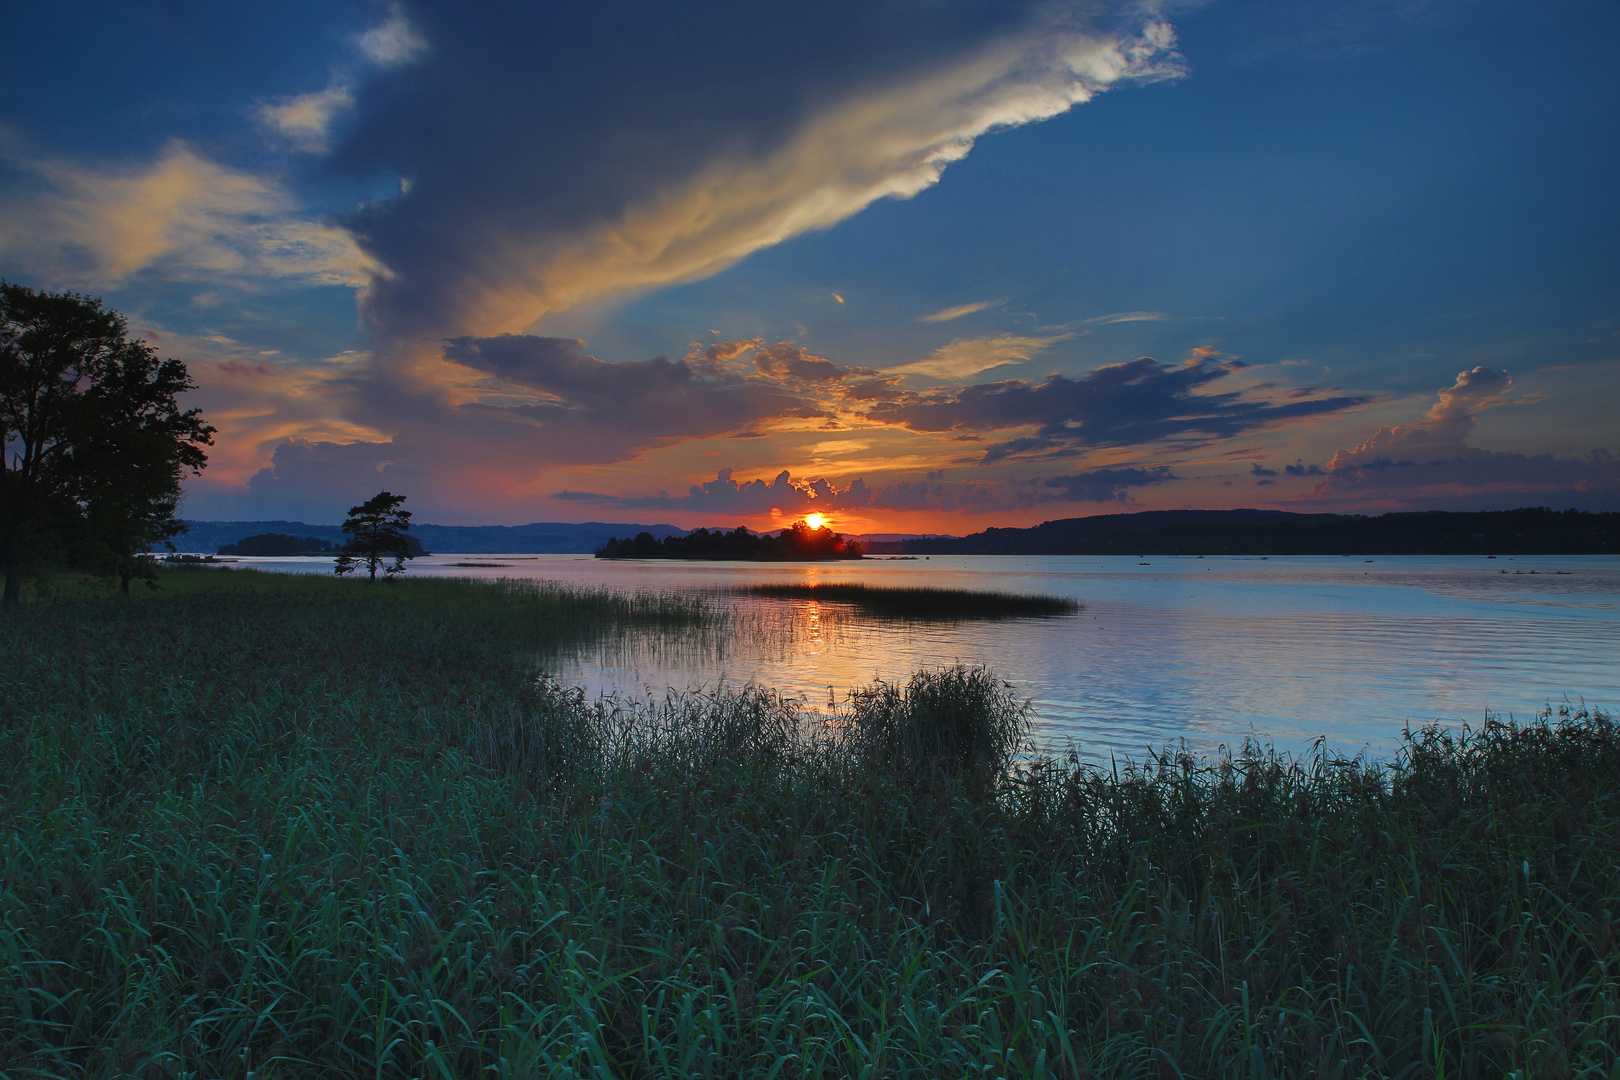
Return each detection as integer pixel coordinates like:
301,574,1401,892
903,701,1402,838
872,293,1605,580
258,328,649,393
1,283,215,604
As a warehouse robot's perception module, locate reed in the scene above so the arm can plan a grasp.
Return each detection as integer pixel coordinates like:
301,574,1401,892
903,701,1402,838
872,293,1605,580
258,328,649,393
2,571,1615,1078
735,581,1080,620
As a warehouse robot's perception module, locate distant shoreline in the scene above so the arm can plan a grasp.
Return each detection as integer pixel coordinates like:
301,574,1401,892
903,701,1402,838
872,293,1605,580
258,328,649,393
866,506,1620,557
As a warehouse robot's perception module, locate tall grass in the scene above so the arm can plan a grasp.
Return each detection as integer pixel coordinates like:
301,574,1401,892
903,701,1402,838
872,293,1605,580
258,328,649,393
2,571,1616,1077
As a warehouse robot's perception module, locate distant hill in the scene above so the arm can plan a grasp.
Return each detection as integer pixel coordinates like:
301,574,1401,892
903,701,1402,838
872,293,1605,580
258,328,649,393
179,520,689,555
865,507,1620,556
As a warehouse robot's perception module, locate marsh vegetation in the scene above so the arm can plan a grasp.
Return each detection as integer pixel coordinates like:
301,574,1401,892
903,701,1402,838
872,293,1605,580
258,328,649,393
735,581,1081,621
2,570,1616,1077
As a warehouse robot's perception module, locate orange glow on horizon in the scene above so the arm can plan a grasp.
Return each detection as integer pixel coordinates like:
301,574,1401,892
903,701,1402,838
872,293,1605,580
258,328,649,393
805,512,827,530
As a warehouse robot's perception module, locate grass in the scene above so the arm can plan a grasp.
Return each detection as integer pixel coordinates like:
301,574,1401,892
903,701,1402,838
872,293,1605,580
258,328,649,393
1,570,1617,1077
735,581,1081,620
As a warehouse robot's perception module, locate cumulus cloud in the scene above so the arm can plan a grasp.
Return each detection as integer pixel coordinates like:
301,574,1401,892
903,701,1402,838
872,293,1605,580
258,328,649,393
866,352,1371,463
0,142,374,288
885,332,1072,380
919,299,1001,323
1304,366,1620,508
339,1,1184,338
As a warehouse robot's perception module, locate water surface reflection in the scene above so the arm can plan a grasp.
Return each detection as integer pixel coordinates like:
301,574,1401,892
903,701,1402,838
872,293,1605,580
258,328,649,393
219,553,1620,761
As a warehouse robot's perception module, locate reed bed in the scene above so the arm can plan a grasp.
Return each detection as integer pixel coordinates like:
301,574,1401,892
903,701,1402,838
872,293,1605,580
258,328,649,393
2,571,1616,1078
735,581,1080,620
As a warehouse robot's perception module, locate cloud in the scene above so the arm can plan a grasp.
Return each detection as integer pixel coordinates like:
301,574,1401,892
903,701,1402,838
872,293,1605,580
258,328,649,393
919,299,1001,323
557,462,1177,517
0,142,375,288
1285,459,1324,476
557,468,871,517
1033,465,1178,503
752,341,873,383
1082,310,1173,324
440,333,820,446
1250,462,1278,477
340,1,1184,338
256,86,355,153
1317,366,1510,476
1304,367,1620,508
885,332,1071,380
866,352,1372,463
358,8,428,67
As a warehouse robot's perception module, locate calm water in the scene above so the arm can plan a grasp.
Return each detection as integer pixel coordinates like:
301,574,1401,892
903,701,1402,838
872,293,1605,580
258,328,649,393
217,552,1620,761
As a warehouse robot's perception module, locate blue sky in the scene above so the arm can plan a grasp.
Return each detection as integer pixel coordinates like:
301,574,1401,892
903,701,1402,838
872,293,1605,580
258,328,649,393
3,0,1616,530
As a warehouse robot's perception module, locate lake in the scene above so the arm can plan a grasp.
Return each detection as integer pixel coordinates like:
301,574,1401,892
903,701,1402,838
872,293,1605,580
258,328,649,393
208,552,1620,762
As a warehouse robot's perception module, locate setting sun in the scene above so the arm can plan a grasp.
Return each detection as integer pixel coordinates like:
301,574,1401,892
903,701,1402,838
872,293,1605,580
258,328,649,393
805,513,826,530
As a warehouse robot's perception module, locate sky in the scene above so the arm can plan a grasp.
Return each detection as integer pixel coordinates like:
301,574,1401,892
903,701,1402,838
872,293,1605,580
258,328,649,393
2,0,1617,533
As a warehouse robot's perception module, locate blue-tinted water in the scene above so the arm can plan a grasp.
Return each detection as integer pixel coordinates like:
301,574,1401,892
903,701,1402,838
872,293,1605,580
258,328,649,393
217,552,1620,761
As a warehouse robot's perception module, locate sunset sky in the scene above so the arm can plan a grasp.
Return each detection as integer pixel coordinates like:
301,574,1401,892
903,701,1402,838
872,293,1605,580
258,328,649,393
3,0,1617,533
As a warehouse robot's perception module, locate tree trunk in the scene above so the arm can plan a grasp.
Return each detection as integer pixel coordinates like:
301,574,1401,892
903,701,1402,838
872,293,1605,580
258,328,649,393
2,566,19,607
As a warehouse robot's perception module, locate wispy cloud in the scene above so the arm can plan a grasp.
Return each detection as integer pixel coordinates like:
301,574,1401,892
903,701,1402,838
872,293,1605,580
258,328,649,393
1082,310,1173,325
0,142,374,289
886,332,1072,380
919,299,1001,323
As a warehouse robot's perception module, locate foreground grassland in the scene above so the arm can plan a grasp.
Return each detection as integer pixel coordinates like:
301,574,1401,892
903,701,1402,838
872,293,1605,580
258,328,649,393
2,570,1617,1078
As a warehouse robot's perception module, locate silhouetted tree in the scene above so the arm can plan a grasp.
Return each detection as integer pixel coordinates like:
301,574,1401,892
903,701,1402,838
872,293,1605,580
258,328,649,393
334,491,416,580
1,283,214,604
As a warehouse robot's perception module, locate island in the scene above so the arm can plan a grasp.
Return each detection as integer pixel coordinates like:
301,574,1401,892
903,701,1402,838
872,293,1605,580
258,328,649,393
596,521,864,560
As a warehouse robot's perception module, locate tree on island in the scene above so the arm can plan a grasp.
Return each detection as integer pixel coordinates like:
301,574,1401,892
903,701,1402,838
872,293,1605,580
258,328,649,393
334,491,418,580
1,283,215,604
597,519,864,561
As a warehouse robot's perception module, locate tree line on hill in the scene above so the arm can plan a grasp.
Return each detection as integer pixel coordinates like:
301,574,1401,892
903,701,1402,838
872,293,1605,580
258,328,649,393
597,521,864,560
217,533,337,556
866,507,1620,556
216,531,428,558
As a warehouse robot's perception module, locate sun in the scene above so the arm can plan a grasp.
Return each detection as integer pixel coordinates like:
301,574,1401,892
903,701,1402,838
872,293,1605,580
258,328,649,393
805,513,827,530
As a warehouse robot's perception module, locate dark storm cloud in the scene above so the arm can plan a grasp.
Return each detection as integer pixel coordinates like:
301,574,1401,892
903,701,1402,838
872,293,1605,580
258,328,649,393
865,354,1372,463
233,438,425,522
1035,465,1178,503
443,333,818,439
